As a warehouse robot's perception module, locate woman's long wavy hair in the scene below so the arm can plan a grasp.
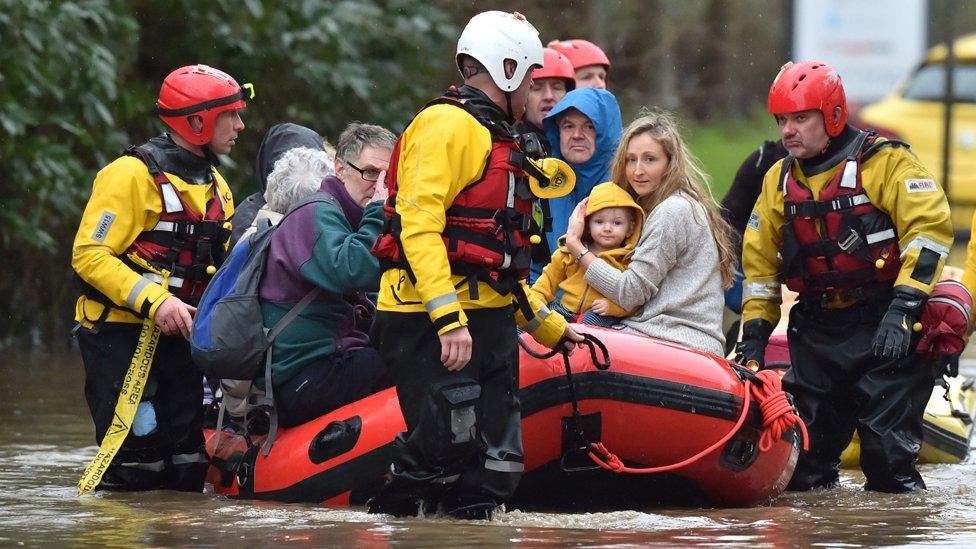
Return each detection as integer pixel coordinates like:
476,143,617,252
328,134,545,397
610,111,738,288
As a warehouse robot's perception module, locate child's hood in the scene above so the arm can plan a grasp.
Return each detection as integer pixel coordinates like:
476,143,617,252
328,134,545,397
584,182,645,249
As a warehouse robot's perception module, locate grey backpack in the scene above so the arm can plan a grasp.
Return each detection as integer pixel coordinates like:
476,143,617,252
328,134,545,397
191,194,334,454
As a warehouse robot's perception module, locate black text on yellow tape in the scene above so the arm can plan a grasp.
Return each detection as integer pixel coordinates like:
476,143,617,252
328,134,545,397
77,318,161,495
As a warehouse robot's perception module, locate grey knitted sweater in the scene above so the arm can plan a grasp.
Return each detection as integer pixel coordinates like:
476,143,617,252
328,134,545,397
585,192,726,355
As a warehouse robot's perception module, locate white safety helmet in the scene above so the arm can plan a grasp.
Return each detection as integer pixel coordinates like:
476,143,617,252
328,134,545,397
456,11,544,92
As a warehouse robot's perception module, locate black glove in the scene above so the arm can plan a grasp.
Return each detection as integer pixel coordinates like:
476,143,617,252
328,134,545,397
940,353,961,378
871,285,927,359
735,319,774,370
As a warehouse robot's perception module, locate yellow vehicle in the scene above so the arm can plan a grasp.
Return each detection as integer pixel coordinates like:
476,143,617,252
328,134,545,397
841,376,976,467
858,33,976,232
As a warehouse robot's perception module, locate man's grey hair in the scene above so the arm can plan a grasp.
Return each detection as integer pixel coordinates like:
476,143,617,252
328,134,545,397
264,147,334,214
336,122,396,163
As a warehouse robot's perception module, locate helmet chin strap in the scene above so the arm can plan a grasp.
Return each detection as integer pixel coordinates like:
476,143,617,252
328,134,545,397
201,144,221,166
504,91,515,123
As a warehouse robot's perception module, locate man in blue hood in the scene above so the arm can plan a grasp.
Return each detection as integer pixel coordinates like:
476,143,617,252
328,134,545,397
541,88,622,259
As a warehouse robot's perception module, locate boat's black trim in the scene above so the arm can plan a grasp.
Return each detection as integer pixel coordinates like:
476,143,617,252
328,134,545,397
521,370,756,423
236,441,393,504
921,418,971,461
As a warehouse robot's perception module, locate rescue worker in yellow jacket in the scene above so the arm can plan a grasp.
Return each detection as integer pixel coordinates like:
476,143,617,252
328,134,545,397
72,65,248,491
531,181,643,326
366,11,582,519
736,61,952,493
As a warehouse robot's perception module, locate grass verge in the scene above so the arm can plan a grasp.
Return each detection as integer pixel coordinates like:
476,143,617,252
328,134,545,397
684,111,778,199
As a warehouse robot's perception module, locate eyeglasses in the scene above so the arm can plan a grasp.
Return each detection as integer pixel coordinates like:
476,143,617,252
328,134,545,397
343,159,383,182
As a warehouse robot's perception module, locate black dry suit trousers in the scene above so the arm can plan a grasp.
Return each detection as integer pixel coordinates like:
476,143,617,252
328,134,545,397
372,307,523,507
77,323,207,492
783,298,932,493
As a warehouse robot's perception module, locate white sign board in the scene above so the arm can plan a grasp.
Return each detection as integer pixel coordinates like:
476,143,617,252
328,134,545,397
794,0,927,105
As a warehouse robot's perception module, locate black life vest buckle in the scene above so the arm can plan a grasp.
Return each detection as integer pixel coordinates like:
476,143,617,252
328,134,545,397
194,219,224,239
149,248,180,270
505,209,533,233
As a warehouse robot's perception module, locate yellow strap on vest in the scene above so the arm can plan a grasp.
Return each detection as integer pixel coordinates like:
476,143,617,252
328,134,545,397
77,269,168,495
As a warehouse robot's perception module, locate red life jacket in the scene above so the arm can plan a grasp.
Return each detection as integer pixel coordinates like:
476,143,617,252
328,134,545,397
122,145,231,304
371,87,541,290
780,131,904,295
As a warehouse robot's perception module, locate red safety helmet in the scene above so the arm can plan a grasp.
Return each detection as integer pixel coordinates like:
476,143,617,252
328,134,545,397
532,48,576,90
548,39,610,71
916,280,973,361
767,61,847,137
155,64,252,146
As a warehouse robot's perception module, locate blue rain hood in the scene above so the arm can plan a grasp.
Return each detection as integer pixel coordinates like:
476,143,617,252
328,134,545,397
541,88,622,253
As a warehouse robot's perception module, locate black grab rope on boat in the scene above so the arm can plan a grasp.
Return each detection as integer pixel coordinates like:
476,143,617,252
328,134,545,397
517,332,611,370
517,332,611,472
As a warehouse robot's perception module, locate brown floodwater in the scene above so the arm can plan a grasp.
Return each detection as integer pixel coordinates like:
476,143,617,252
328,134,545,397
1,349,975,547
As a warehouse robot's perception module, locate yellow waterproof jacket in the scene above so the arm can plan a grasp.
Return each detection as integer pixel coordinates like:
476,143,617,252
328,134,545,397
742,138,952,326
73,155,234,327
531,181,644,317
375,102,566,347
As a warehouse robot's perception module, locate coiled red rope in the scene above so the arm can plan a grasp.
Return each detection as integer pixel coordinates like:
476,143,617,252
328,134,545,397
588,368,809,474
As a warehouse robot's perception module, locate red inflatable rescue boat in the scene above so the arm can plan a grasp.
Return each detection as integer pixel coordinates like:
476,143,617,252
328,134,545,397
205,327,804,508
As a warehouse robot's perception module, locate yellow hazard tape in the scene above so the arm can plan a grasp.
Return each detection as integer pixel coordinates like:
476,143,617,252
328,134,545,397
78,268,168,495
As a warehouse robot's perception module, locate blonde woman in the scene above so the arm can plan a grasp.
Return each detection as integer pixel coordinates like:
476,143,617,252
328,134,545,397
564,112,737,355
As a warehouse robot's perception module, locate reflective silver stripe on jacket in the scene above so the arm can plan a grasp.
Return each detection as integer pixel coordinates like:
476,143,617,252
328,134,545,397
866,228,896,245
171,452,208,465
901,235,950,260
160,183,183,214
143,272,185,289
126,276,154,309
121,460,165,472
781,161,791,195
522,304,551,333
744,281,782,300
839,159,857,189
484,459,524,473
152,220,190,234
425,292,458,314
500,172,516,270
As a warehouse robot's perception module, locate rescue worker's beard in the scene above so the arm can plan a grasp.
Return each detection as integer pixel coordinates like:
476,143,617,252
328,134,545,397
505,92,515,123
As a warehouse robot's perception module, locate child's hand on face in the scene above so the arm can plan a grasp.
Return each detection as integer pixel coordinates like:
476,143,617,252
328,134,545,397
590,299,609,315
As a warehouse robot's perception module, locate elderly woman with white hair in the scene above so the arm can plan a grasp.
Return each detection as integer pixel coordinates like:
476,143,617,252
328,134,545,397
237,146,334,242
255,123,396,428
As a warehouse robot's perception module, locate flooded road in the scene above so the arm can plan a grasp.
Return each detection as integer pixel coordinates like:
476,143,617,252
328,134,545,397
2,349,975,547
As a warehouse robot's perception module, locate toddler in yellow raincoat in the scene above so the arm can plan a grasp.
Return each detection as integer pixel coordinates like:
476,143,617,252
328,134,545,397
531,181,644,326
